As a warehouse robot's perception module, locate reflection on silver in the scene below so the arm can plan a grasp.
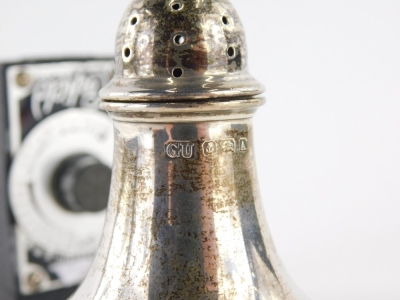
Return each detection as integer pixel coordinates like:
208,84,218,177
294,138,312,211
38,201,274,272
71,0,308,299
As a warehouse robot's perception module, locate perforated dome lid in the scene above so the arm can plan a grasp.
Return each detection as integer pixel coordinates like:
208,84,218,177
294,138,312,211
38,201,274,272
100,0,265,102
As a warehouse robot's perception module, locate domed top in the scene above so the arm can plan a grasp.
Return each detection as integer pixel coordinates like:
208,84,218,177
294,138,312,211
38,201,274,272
100,0,264,101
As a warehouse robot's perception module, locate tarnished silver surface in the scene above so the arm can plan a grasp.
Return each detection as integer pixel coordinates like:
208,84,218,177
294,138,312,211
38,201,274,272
71,0,308,299
100,0,264,101
71,101,307,300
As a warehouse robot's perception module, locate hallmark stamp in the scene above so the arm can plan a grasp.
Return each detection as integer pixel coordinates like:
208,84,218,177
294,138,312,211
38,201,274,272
203,141,218,156
165,141,195,159
238,138,248,152
202,138,245,156
221,139,236,153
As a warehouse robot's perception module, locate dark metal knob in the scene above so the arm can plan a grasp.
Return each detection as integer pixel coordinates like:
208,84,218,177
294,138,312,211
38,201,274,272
52,154,111,213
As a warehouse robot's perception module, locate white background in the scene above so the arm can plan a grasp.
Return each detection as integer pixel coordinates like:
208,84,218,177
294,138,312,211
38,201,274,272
1,1,400,299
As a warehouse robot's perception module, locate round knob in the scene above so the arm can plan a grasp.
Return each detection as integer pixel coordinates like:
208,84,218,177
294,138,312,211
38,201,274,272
52,154,111,213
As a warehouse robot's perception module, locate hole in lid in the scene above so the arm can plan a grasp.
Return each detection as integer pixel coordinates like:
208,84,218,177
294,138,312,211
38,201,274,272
130,17,138,26
222,16,229,25
173,34,186,45
172,68,183,78
171,2,183,11
227,46,236,59
124,47,131,58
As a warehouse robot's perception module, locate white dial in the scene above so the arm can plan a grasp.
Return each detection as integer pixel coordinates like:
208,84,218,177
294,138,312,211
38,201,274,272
9,108,113,258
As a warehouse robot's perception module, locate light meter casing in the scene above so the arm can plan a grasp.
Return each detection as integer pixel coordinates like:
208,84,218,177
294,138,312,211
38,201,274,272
0,58,114,300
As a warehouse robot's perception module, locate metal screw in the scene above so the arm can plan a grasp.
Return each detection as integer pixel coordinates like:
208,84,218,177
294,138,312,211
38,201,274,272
27,272,42,292
16,72,31,87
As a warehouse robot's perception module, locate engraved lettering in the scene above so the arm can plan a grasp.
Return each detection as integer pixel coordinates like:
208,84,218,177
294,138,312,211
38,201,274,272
239,138,248,152
166,143,181,158
181,143,195,159
166,141,195,159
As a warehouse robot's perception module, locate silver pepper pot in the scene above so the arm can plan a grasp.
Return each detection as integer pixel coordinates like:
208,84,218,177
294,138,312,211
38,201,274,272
71,0,308,299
